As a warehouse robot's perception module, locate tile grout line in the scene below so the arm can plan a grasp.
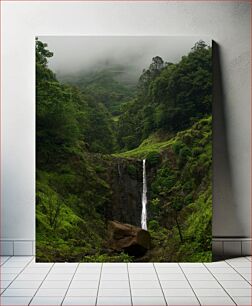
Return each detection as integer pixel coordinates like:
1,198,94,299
0,256,35,297
95,263,103,306
203,263,238,305
0,255,13,294
244,257,251,262
225,260,252,286
178,263,202,306
153,262,168,306
28,261,55,305
61,262,80,306
0,255,12,266
126,262,133,306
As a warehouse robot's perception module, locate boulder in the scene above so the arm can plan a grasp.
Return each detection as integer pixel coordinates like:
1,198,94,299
108,220,151,257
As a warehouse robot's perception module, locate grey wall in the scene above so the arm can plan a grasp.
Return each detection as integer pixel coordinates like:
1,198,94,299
1,2,250,246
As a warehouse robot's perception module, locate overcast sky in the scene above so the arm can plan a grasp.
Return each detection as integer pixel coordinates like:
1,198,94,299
39,36,211,79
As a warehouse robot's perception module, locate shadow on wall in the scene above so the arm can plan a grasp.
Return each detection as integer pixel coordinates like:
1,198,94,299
212,41,245,260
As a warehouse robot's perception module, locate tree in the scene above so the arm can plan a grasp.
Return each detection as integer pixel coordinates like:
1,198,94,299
36,38,53,66
117,40,212,149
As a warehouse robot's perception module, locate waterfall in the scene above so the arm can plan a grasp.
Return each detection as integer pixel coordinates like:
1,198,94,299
141,159,148,230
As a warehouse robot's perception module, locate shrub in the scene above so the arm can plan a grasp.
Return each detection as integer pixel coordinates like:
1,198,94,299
146,151,161,166
172,140,183,155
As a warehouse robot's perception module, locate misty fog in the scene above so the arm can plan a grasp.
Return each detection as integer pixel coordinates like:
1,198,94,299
39,36,211,83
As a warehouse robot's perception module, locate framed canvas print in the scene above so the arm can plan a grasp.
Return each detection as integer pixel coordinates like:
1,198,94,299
36,36,212,262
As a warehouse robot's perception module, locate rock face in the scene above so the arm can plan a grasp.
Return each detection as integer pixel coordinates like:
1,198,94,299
106,158,143,227
108,220,151,257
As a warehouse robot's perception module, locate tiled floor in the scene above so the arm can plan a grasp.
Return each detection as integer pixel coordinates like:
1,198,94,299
0,256,251,305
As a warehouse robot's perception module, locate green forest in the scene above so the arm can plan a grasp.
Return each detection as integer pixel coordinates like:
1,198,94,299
36,38,212,262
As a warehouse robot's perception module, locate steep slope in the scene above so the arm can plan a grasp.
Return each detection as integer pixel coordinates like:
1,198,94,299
116,116,212,261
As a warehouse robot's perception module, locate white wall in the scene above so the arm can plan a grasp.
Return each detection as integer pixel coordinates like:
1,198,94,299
1,2,250,247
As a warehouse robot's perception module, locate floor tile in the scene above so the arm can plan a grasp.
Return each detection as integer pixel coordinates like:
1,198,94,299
235,267,252,274
228,262,252,268
30,296,64,305
130,280,160,289
129,274,157,281
8,280,42,289
101,273,128,281
165,296,200,305
1,274,17,281
50,267,77,274
182,273,214,281
99,281,129,288
16,273,46,281
104,263,126,266
0,256,10,264
53,263,78,267
76,266,101,273
129,262,154,267
98,288,130,296
156,273,185,281
160,280,190,288
45,273,73,281
131,288,163,296
207,267,236,274
198,296,236,305
62,296,96,305
189,280,221,288
97,296,132,305
154,263,179,268
156,267,182,274
182,267,209,274
78,263,102,267
102,266,127,273
232,296,252,305
1,267,23,274
204,262,230,267
2,261,28,268
74,273,100,281
214,273,245,281
70,280,99,288
128,265,155,270
0,296,32,305
241,273,252,283
2,288,37,296
132,296,166,305
194,288,228,296
225,288,252,296
163,288,195,296
0,280,12,288
226,257,250,263
128,268,155,274
23,267,50,273
219,280,252,288
180,263,205,266
8,256,33,261
35,287,67,296
27,262,53,268
40,280,71,288
67,288,98,296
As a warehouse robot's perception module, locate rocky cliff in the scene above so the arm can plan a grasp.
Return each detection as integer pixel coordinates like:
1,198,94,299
105,157,143,227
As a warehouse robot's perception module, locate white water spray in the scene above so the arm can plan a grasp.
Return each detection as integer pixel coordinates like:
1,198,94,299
141,159,148,230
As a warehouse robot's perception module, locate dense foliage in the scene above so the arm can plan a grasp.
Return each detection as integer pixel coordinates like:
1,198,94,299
117,41,212,150
36,38,212,262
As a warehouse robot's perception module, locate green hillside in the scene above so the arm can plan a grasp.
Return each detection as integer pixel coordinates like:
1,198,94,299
59,67,136,116
116,116,212,261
